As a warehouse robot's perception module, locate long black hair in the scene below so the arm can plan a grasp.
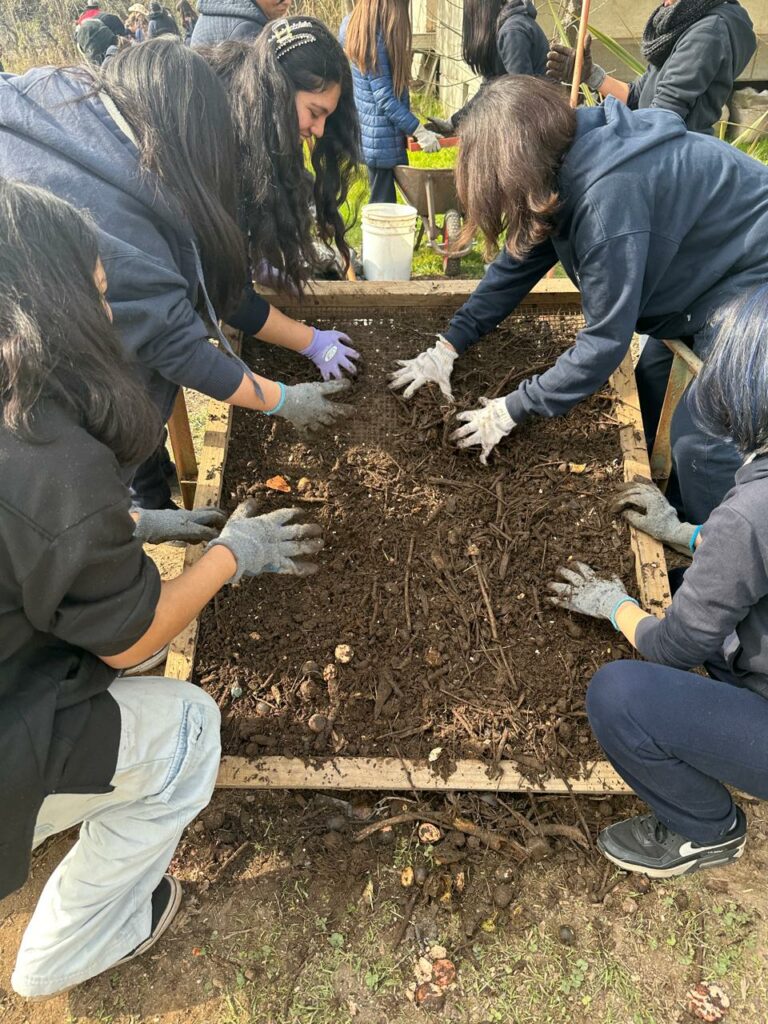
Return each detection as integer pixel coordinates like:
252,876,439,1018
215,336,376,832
200,17,361,293
0,179,161,466
462,0,505,77
93,38,246,316
694,285,768,458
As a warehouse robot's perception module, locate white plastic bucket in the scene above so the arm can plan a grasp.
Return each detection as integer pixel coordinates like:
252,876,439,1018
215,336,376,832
361,203,418,281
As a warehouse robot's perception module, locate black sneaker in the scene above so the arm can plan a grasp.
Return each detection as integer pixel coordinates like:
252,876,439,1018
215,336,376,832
114,874,183,966
597,809,747,878
28,876,183,1001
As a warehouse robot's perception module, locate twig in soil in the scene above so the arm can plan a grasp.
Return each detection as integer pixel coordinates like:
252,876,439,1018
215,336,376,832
353,809,528,859
204,840,252,886
403,535,415,635
469,548,499,642
392,890,420,950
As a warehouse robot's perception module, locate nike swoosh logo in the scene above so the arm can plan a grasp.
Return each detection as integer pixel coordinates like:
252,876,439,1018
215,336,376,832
678,837,743,857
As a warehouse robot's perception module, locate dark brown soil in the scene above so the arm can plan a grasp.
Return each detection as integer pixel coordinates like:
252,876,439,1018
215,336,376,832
194,309,635,777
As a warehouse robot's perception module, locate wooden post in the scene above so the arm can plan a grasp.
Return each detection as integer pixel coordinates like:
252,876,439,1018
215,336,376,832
569,0,591,108
167,390,198,510
649,340,703,493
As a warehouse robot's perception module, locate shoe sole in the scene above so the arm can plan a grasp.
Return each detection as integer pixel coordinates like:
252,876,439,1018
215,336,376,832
25,876,183,1002
598,838,746,879
114,876,183,966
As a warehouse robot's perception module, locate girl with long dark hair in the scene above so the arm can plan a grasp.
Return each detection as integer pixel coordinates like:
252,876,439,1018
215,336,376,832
341,0,441,205
0,38,354,509
0,179,323,997
426,0,549,136
547,284,768,879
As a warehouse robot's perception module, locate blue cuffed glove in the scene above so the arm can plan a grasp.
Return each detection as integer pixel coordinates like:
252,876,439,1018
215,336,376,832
302,328,360,381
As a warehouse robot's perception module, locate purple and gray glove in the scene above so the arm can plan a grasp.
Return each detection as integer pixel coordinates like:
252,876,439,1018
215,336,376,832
302,328,360,381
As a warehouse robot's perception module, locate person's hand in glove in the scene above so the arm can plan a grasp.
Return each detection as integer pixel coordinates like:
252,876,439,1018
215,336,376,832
423,115,455,137
133,506,226,545
389,337,458,399
612,479,699,556
208,500,324,582
547,561,638,628
414,124,442,153
301,328,360,381
450,396,516,465
268,378,354,434
546,34,606,91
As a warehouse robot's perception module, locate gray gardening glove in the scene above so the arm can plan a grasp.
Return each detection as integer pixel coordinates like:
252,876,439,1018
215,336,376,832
547,561,637,629
414,124,442,153
612,479,697,557
546,34,605,91
389,337,458,400
208,500,323,582
274,379,353,434
450,396,516,465
133,506,226,545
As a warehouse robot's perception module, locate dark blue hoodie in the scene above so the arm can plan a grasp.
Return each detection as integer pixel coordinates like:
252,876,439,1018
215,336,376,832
190,0,269,46
443,97,768,425
0,68,248,422
628,0,755,136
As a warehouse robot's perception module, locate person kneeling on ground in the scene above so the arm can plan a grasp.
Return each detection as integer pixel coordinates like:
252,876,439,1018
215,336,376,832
547,284,768,878
389,76,768,526
0,179,324,1000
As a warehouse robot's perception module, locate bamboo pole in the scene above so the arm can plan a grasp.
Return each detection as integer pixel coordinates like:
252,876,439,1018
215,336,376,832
569,0,592,108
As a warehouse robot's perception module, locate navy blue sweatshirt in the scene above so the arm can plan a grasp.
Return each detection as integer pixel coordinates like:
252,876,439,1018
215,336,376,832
190,0,268,46
451,0,548,128
636,456,768,700
628,0,755,135
0,68,260,422
443,98,768,425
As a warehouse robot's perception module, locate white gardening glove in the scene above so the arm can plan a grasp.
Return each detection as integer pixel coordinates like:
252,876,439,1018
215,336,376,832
612,479,698,557
414,124,442,153
389,337,458,399
450,396,516,465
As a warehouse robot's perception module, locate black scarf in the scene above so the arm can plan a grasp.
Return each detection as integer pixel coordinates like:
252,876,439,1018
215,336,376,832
641,0,733,67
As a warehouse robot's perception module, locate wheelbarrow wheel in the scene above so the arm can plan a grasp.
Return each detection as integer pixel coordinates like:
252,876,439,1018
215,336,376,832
443,209,462,278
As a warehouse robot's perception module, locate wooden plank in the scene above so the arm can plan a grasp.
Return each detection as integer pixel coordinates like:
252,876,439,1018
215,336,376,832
662,338,703,377
217,755,630,794
611,352,672,616
262,278,581,313
164,396,233,681
167,390,198,510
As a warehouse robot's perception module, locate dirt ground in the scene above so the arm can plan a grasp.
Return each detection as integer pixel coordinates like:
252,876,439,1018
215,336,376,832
195,310,634,778
2,788,768,1024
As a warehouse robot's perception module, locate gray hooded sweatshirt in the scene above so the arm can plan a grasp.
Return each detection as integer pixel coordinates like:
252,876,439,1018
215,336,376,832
636,456,768,699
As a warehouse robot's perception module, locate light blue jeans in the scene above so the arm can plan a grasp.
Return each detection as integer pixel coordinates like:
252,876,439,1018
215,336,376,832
12,677,221,999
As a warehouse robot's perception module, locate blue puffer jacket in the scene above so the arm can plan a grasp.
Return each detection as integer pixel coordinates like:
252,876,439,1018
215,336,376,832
190,0,268,46
340,14,418,169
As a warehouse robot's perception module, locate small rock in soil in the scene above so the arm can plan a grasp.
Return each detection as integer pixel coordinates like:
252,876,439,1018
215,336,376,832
558,925,576,946
415,956,433,983
378,825,395,845
300,660,322,678
634,875,652,894
414,865,428,886
202,809,226,831
230,684,243,699
254,700,271,716
323,664,338,683
308,713,327,733
448,831,466,848
494,865,515,883
621,897,638,915
414,982,445,1011
432,959,457,988
326,814,347,832
334,644,353,663
299,678,319,700
596,799,613,817
429,945,448,961
492,884,514,909
401,867,415,888
466,835,481,851
418,823,442,844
